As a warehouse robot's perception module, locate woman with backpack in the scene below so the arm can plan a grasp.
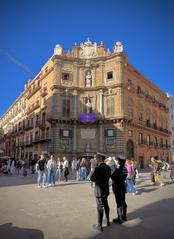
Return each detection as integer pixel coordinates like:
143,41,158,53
36,155,47,188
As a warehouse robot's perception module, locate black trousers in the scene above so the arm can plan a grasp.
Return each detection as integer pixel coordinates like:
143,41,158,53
96,196,110,224
114,191,127,209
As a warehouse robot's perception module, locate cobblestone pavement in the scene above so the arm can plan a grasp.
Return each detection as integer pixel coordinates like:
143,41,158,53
0,171,174,239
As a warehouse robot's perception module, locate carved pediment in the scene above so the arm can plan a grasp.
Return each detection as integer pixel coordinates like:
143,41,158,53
79,38,97,59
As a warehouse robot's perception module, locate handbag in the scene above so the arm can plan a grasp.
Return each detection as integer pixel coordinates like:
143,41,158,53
64,167,69,176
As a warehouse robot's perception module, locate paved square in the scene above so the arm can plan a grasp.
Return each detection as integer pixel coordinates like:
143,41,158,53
0,172,174,239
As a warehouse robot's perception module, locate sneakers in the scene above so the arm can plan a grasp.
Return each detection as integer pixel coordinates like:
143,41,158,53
93,224,103,232
122,216,127,221
160,183,165,186
37,184,47,188
113,218,122,224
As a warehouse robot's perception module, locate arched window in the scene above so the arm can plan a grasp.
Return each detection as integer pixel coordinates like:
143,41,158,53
126,139,134,159
137,102,143,121
159,113,163,129
145,107,151,126
152,110,157,128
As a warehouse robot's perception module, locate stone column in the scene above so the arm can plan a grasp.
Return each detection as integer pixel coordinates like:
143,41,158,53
99,90,103,115
115,53,127,118
99,122,103,152
73,124,77,152
73,90,78,118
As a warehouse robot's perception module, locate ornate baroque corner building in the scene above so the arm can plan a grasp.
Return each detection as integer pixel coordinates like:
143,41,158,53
0,38,171,167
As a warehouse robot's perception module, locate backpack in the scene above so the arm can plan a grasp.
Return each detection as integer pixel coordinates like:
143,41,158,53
38,160,45,171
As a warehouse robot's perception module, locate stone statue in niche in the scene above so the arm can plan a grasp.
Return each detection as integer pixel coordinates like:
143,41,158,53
86,97,92,113
85,71,92,87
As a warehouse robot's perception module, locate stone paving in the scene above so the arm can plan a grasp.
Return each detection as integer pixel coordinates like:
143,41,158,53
0,171,174,239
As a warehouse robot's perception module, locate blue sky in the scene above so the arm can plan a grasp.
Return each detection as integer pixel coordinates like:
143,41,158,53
0,0,174,117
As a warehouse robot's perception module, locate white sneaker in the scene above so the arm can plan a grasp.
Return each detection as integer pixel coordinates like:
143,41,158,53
43,185,47,188
37,185,41,188
48,184,52,187
160,183,165,186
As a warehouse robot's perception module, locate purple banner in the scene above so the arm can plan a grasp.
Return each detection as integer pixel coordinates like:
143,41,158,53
80,113,96,123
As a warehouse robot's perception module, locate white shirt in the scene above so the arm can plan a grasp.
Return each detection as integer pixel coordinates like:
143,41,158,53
63,160,69,168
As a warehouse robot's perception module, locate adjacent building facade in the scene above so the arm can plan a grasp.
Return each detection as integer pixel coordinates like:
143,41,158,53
0,38,171,167
167,94,174,160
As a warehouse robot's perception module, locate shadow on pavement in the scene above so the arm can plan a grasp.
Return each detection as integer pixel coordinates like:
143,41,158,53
136,187,159,195
0,223,44,239
0,173,90,188
0,174,37,187
88,198,174,239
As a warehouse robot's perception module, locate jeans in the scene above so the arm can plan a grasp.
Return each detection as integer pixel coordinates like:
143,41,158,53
48,169,55,185
37,170,46,186
56,168,63,181
80,166,87,180
126,179,136,193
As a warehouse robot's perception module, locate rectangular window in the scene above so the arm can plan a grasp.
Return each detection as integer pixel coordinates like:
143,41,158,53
147,135,150,145
26,135,29,144
31,118,34,127
105,129,115,138
137,86,141,94
146,119,150,127
128,130,133,137
30,134,33,143
62,73,70,81
62,99,70,117
46,127,49,138
61,129,72,138
154,137,158,146
42,112,46,124
107,71,113,80
160,138,163,147
139,133,143,144
166,139,168,147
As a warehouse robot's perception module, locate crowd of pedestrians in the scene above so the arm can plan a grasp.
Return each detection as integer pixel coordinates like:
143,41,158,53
1,152,174,232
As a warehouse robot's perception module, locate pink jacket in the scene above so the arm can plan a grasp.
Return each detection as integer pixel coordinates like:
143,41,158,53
126,164,133,174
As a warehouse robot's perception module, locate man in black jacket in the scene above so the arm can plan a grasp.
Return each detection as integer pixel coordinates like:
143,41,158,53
91,152,111,232
111,155,128,224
